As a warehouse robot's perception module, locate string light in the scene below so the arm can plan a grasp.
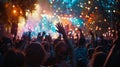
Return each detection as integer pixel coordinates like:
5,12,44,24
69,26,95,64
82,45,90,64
95,7,98,9
12,5,15,8
108,10,111,13
113,10,115,13
88,1,91,4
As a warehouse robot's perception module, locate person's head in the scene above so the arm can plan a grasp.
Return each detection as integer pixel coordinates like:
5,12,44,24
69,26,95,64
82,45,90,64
87,48,94,59
91,52,107,67
4,49,25,67
16,52,25,67
94,46,105,53
55,41,68,62
25,42,46,67
53,38,62,47
15,40,23,49
86,43,92,49
42,41,50,52
78,37,86,47
77,59,87,67
4,50,17,67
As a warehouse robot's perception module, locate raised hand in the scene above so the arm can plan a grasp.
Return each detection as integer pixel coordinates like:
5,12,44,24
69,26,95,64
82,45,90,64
42,31,46,36
56,23,67,37
56,23,76,67
47,34,52,43
78,28,84,38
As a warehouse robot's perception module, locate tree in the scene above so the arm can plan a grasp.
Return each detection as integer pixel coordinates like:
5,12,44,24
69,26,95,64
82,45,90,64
0,0,38,36
0,1,8,24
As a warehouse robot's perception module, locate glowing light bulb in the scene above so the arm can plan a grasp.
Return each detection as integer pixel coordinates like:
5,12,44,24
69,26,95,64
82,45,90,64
12,5,15,8
113,10,115,13
13,9,17,14
80,5,83,8
81,12,83,15
43,10,46,13
108,10,111,13
88,1,91,4
95,7,98,9
75,28,78,31
69,14,72,17
104,19,107,22
58,7,61,10
80,15,82,18
70,9,72,11
87,7,90,10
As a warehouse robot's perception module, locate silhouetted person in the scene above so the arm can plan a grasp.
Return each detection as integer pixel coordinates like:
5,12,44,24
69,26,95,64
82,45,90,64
103,23,120,67
3,49,25,67
91,52,107,67
25,42,46,67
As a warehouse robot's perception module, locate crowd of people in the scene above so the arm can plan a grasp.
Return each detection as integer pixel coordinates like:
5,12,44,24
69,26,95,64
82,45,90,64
0,23,120,67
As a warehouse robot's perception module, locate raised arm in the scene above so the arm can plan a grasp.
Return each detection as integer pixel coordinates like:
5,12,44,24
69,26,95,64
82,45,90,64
56,23,76,67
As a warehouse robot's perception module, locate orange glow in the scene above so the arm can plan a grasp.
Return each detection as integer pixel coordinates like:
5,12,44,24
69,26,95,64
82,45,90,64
61,18,71,25
12,5,15,8
13,9,17,14
5,3,9,8
90,14,95,18
20,10,23,14
88,18,93,23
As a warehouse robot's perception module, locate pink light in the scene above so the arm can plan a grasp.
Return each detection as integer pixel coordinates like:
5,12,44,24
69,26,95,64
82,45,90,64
69,14,72,17
28,25,31,30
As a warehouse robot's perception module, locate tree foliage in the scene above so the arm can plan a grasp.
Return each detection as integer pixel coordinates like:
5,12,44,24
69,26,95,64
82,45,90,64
9,0,37,18
0,1,8,24
0,0,38,24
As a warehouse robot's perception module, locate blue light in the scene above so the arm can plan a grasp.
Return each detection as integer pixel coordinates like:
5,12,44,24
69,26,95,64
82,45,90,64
69,17,84,27
49,0,52,2
100,0,116,9
49,0,84,17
